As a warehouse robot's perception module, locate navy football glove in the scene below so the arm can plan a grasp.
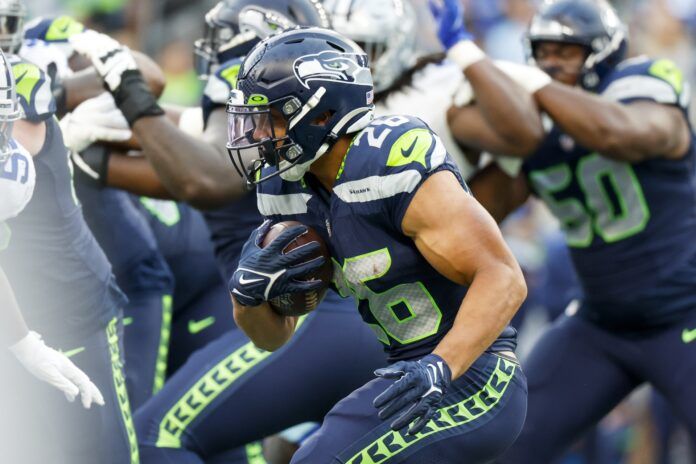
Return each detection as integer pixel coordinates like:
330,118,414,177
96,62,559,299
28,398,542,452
428,0,473,49
229,220,326,307
373,354,452,435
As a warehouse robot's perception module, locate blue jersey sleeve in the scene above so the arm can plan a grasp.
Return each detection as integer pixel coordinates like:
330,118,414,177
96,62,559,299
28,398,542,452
201,58,242,126
599,57,690,111
9,57,56,121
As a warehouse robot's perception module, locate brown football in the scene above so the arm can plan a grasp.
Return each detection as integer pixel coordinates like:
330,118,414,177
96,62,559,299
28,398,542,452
261,221,333,317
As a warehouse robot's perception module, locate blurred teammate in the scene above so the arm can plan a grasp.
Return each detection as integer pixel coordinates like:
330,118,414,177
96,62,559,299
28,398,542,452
13,12,179,409
226,27,527,463
460,1,696,461
0,48,103,412
0,14,139,464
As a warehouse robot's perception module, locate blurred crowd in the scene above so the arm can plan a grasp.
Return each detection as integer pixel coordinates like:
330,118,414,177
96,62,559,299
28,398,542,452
22,0,696,110
19,1,696,463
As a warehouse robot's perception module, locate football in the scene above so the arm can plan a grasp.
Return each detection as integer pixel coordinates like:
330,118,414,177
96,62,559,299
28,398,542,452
261,221,333,316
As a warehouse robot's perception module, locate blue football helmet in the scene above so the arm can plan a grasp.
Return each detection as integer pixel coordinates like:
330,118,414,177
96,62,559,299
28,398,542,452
227,27,374,184
194,0,331,79
526,0,627,89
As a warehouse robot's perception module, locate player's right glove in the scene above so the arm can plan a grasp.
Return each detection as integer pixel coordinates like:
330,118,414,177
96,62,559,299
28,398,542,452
9,331,105,409
69,30,164,126
374,354,452,435
229,220,326,307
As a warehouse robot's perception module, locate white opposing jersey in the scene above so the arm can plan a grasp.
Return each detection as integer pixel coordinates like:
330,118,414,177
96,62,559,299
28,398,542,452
1,141,35,222
376,61,475,178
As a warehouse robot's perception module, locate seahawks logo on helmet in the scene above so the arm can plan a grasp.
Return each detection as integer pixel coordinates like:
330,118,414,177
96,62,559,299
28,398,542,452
293,50,371,89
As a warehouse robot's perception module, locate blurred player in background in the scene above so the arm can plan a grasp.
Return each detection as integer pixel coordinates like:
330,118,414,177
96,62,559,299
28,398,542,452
460,1,696,462
0,6,139,462
0,46,103,415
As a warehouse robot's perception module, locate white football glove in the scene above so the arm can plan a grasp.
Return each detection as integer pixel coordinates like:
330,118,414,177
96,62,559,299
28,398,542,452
60,93,132,153
10,331,105,409
68,30,138,92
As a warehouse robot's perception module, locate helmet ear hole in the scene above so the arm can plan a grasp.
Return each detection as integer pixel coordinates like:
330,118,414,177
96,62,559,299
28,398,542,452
310,110,335,127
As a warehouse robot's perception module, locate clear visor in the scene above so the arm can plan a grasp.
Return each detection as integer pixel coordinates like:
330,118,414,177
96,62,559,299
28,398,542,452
226,93,304,185
227,104,273,149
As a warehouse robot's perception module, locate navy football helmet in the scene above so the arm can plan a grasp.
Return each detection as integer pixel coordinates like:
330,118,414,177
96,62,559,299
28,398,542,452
526,0,627,89
227,27,374,184
194,0,331,79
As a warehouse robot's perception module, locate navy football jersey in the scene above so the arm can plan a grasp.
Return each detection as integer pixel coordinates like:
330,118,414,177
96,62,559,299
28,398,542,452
523,57,696,329
0,118,125,334
257,115,517,361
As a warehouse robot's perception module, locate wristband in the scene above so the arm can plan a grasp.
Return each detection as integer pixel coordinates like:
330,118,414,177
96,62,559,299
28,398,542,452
447,40,486,72
112,70,165,126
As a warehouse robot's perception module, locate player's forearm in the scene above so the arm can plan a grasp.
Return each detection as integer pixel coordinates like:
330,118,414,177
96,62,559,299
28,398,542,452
131,116,245,209
464,60,544,155
535,82,676,162
0,267,29,346
468,165,531,224
232,297,297,351
433,262,526,380
107,153,175,199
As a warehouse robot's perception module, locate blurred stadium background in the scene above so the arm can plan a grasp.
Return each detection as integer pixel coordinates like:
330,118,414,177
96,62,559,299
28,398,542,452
20,1,696,463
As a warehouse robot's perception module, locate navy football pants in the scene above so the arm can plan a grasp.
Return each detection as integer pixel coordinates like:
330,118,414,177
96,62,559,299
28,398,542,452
498,310,696,463
135,292,387,463
292,352,527,464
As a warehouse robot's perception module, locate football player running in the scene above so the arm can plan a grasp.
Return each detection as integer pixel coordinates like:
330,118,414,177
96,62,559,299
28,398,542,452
459,1,696,462
227,27,528,463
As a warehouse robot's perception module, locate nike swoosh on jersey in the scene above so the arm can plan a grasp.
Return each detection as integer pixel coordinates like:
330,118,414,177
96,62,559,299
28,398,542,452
400,137,419,158
61,346,86,358
188,317,216,335
14,70,28,85
682,328,696,344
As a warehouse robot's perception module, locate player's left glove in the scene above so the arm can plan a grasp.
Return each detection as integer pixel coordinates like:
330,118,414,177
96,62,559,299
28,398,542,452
229,220,326,307
69,30,164,126
373,354,452,435
428,0,473,50
10,331,105,409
